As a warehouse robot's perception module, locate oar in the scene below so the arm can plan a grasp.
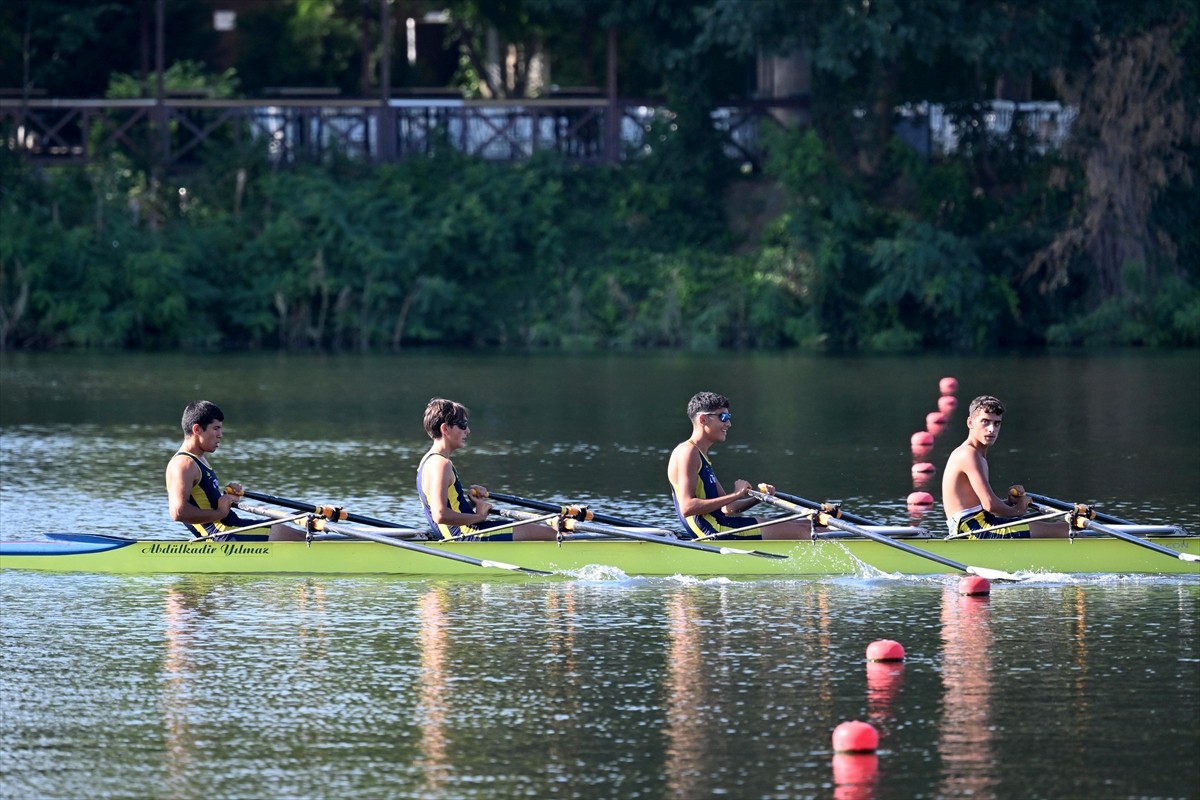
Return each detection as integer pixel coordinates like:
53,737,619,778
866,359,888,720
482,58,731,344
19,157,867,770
439,511,561,542
191,510,312,543
1024,492,1135,525
490,506,789,560
773,490,880,525
691,512,811,542
477,489,655,529
235,502,553,575
1035,502,1200,564
943,509,1068,540
229,487,416,530
750,488,1020,581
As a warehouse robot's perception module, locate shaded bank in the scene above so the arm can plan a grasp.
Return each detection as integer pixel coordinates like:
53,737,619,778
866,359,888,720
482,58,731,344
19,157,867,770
1,129,1197,352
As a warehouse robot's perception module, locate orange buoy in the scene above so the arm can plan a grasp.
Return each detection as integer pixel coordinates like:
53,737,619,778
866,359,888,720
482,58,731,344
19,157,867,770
832,720,879,753
939,376,958,395
937,395,958,413
906,491,934,507
958,575,991,596
865,639,906,662
910,431,934,447
911,462,936,474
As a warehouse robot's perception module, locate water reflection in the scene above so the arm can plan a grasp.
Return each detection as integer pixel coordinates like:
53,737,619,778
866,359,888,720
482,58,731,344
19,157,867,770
416,586,451,796
663,591,705,800
937,585,998,798
832,753,879,800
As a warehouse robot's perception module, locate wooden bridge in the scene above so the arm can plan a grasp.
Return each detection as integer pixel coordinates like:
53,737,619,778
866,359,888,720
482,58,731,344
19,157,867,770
1,96,808,171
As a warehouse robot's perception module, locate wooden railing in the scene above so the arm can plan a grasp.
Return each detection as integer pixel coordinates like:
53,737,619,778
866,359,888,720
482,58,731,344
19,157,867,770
0,96,808,170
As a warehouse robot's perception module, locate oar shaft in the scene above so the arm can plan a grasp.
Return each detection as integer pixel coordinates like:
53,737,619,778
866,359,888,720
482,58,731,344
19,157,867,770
693,512,809,542
238,498,552,574
773,490,879,525
750,490,1016,580
482,490,654,529
314,519,553,575
497,506,788,560
1040,506,1200,564
1026,492,1134,525
235,488,415,530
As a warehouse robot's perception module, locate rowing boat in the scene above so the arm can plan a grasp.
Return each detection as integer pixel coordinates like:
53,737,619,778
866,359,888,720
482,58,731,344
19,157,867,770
2,528,1197,576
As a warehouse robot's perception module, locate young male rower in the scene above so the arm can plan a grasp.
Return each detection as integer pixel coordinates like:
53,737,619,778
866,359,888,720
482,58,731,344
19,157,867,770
165,400,305,541
942,395,1070,539
667,391,813,540
416,398,556,541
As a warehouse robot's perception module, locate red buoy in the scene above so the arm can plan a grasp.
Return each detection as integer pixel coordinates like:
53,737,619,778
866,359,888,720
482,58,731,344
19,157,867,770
939,376,959,395
925,411,947,428
865,639,906,662
832,753,879,788
832,720,879,753
926,420,946,437
910,431,934,447
937,395,958,413
907,491,934,507
911,462,936,475
958,575,991,596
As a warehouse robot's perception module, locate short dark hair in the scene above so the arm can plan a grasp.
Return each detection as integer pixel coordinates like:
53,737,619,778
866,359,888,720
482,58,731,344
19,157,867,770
687,391,730,419
968,395,1005,417
181,400,223,434
423,397,470,439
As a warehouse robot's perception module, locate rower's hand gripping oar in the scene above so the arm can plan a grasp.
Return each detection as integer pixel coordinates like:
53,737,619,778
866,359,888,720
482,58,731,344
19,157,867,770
1029,498,1200,564
475,490,789,560
752,485,1021,582
234,494,553,575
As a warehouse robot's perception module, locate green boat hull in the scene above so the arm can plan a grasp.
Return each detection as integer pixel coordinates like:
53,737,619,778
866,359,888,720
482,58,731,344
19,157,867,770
2,535,1198,576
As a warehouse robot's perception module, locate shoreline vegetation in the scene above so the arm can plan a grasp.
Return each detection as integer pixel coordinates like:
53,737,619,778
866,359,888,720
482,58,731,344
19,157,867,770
2,0,1198,353
2,122,1197,353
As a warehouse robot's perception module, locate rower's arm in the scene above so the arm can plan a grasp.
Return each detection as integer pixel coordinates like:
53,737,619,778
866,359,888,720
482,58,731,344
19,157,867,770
964,452,1027,517
422,459,489,526
668,445,748,519
165,455,232,525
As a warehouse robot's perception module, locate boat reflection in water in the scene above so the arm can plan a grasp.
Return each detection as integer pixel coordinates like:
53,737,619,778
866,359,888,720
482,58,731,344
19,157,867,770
937,584,998,798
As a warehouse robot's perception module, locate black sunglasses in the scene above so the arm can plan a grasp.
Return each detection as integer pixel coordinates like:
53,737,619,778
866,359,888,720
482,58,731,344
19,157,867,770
705,412,732,423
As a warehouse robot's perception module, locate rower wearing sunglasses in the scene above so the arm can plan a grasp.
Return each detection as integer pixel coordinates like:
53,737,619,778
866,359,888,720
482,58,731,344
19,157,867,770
667,391,814,540
417,397,556,541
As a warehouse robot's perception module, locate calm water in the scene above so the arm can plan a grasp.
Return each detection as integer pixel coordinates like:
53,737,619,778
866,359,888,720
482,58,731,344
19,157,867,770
2,350,1199,799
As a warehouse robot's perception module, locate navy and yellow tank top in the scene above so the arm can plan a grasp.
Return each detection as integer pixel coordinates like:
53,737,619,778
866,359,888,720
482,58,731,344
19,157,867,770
174,452,251,538
670,448,760,539
416,452,512,541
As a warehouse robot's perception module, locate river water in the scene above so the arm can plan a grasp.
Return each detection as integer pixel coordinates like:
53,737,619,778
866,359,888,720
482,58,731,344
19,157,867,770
1,350,1198,799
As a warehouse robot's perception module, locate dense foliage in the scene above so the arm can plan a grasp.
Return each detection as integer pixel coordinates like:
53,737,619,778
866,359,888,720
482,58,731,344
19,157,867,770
2,0,1198,351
